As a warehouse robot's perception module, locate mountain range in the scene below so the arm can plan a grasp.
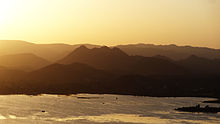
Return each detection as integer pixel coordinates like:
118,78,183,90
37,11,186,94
0,40,220,97
116,44,220,60
59,46,186,75
0,40,99,62
177,55,220,74
0,53,50,71
1,40,220,62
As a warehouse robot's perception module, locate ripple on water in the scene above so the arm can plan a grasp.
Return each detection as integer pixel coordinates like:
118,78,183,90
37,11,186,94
0,94,219,124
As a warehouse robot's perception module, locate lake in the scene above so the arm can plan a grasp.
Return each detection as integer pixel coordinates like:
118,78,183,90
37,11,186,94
0,94,219,124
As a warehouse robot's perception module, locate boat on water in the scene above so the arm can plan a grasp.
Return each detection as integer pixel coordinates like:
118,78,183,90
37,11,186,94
175,104,220,113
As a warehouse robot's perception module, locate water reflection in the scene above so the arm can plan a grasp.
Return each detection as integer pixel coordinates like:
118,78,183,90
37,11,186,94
1,113,219,124
0,94,219,124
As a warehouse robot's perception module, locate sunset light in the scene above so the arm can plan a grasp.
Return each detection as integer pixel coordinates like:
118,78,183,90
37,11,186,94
0,1,220,124
0,0,219,48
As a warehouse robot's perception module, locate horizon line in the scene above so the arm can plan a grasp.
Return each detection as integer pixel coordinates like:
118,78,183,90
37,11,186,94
0,39,219,50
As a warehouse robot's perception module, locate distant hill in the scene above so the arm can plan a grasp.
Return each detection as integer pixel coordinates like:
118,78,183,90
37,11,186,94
1,40,220,61
0,53,51,71
29,63,110,81
0,66,27,94
1,41,220,96
59,46,186,75
0,66,26,81
116,44,220,60
152,55,173,62
0,40,99,61
24,63,114,94
0,62,219,97
177,55,220,74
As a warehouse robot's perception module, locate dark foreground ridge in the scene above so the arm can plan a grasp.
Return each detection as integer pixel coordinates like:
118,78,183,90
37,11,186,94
175,105,220,113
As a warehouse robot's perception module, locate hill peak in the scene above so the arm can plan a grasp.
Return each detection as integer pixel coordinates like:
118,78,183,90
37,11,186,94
69,45,128,57
78,45,89,49
58,46,129,68
100,46,110,49
74,45,89,51
0,53,51,71
0,40,34,45
186,55,208,61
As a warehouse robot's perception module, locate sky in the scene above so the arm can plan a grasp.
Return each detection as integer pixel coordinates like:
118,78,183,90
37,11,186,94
0,0,219,48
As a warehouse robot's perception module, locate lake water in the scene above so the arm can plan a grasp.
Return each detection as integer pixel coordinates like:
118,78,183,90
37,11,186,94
0,94,219,124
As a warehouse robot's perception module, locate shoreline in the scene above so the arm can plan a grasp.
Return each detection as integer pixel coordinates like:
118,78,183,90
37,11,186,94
203,99,220,104
0,92,219,99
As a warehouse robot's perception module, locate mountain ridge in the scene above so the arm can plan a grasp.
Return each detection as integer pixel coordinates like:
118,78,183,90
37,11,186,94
1,40,220,61
59,46,186,75
116,43,220,60
0,53,51,71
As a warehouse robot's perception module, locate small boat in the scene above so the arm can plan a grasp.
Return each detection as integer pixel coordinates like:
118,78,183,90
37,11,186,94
175,104,220,113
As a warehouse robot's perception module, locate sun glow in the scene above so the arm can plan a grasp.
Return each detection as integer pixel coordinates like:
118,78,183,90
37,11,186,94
0,0,219,48
0,1,12,26
0,0,21,36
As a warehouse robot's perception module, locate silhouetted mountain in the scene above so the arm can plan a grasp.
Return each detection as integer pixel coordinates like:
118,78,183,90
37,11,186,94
0,53,51,71
0,40,99,61
0,62,218,97
0,59,219,97
0,41,220,97
58,46,129,70
38,43,100,61
116,44,220,60
152,55,173,62
177,55,220,74
2,40,220,61
59,46,186,75
0,66,26,81
29,63,110,80
0,66,28,94
24,63,114,94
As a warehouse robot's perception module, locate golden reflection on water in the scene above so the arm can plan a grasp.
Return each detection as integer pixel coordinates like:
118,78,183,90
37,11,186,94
83,114,169,124
0,94,220,124
0,115,6,120
1,114,219,124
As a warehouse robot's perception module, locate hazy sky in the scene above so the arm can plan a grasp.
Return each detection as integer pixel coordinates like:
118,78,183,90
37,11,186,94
0,0,219,48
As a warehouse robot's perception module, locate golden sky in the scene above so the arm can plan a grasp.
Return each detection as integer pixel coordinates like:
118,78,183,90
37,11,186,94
0,0,219,48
